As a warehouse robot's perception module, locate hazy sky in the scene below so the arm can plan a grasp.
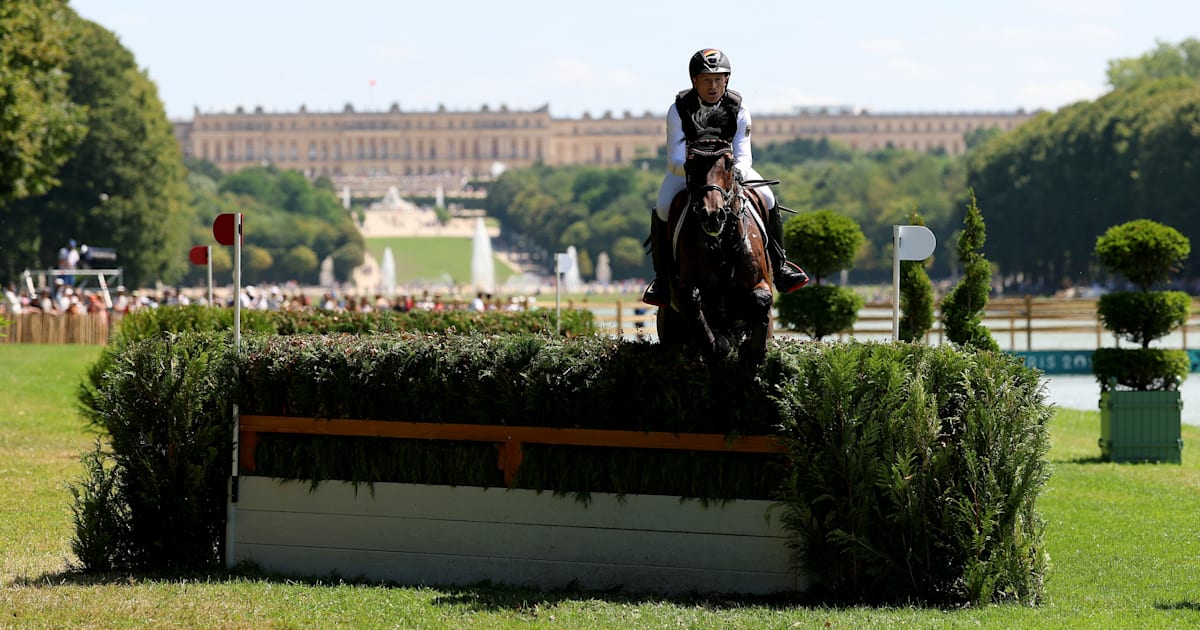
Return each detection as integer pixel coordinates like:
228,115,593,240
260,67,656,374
71,0,1200,120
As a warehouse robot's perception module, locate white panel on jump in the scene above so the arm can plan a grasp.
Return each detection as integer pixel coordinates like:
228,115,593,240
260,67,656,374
238,477,783,535
233,477,803,595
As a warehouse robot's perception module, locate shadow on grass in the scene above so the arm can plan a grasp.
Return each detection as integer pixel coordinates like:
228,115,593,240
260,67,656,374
1156,601,1200,612
11,563,811,611
426,582,810,613
1051,455,1108,464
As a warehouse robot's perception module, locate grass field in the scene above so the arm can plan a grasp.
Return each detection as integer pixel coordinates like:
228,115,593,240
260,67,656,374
364,236,520,289
4,343,1200,628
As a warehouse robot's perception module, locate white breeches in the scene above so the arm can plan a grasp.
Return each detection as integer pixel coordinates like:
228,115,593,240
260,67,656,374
654,167,775,221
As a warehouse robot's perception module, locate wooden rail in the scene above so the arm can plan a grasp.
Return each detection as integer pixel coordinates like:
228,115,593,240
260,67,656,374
238,414,785,487
579,296,1200,350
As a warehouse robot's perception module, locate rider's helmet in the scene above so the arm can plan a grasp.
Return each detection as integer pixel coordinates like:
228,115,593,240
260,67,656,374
689,48,732,78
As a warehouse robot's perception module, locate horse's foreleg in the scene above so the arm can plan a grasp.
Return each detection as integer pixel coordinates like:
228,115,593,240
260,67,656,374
677,284,720,358
741,283,774,364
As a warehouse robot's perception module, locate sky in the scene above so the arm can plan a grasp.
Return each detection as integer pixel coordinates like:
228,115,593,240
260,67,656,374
71,0,1200,121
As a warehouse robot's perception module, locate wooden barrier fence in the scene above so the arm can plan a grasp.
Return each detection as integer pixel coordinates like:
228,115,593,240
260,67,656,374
0,311,116,345
580,296,1200,350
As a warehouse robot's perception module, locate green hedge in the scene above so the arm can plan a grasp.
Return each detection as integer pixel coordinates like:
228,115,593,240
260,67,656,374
1092,347,1190,391
74,332,1051,606
112,304,596,340
80,305,595,421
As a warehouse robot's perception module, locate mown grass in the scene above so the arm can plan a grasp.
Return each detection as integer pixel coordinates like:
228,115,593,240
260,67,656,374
363,236,520,289
4,343,1200,628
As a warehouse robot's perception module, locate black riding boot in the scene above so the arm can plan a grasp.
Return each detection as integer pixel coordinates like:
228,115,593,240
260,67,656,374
767,205,810,293
642,214,672,307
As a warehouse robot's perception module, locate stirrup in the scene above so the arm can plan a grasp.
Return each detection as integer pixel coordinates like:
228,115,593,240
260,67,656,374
642,279,670,307
775,262,810,294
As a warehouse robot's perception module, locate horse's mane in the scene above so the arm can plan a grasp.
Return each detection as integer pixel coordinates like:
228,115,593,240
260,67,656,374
690,105,732,147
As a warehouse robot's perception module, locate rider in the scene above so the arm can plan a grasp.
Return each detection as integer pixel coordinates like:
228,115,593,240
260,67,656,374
643,48,809,307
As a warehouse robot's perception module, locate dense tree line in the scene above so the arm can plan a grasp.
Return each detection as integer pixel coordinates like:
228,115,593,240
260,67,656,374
484,164,661,280
967,77,1200,292
182,164,364,286
486,139,968,283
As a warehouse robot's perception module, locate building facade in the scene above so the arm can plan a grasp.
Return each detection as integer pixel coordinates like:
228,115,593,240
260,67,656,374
177,102,1035,185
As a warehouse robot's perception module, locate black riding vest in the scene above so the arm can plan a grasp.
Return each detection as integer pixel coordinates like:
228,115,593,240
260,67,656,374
675,88,742,142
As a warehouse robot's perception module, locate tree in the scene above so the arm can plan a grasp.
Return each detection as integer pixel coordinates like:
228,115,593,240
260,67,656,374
940,190,999,352
1107,38,1200,90
0,0,87,280
278,245,319,284
775,210,866,340
6,12,191,287
898,210,936,343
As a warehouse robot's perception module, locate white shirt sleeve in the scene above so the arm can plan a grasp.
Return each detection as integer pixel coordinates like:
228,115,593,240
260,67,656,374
666,103,687,177
733,106,753,175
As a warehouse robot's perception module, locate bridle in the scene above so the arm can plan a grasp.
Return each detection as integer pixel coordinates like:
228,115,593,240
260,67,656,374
685,139,740,236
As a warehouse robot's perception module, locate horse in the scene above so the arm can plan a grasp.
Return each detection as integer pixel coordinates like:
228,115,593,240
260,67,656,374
656,134,775,364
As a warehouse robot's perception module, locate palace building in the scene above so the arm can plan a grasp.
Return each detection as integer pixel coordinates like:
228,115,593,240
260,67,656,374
175,102,1035,188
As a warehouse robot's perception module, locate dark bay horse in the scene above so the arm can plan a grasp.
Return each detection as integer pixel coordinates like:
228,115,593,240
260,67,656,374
657,132,775,363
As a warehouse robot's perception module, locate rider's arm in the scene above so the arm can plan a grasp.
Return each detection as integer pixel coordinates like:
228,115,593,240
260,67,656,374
732,106,753,177
666,104,687,176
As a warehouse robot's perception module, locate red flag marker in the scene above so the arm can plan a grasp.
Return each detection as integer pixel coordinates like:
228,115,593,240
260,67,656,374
189,245,209,265
213,213,243,246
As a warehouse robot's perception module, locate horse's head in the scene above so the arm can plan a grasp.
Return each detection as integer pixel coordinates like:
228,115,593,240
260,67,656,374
684,137,737,237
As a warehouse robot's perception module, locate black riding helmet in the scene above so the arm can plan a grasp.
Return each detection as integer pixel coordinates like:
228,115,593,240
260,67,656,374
689,48,732,78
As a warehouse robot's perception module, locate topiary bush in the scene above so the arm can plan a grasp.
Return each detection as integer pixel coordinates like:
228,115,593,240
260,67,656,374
777,209,866,339
1092,219,1191,390
941,189,999,352
898,211,936,343
775,284,863,340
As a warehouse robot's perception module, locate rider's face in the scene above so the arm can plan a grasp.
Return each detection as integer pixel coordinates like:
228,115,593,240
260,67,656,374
691,73,729,104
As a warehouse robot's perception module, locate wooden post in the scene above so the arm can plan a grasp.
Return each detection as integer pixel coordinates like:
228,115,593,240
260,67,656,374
1025,295,1033,351
616,298,623,336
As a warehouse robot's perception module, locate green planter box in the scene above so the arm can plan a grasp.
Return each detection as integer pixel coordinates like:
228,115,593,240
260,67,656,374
1099,390,1183,463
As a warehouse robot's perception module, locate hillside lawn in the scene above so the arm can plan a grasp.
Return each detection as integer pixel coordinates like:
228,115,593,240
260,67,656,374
364,236,520,289
3,343,1200,628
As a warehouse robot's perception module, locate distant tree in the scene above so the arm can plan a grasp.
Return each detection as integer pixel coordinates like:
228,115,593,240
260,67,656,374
190,165,363,286
776,210,866,340
8,11,190,287
278,245,319,284
0,0,87,280
940,190,999,351
184,157,224,182
963,126,1003,152
1107,38,1200,90
0,0,84,206
898,211,936,343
